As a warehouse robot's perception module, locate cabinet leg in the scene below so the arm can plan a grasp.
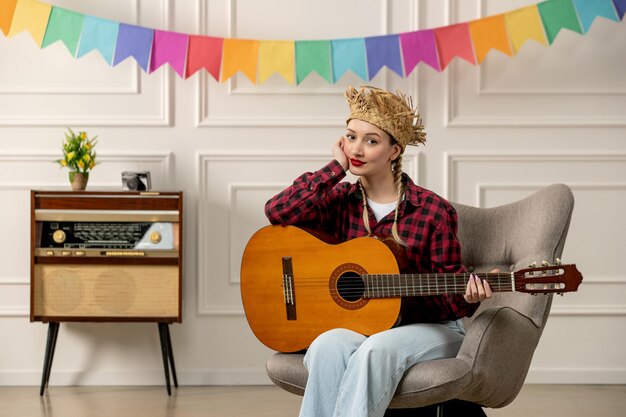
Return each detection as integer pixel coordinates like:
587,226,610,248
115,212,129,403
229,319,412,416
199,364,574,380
158,323,172,395
40,322,60,396
164,324,178,388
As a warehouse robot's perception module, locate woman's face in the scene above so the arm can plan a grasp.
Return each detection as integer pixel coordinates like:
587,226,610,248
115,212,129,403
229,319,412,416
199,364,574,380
343,119,402,179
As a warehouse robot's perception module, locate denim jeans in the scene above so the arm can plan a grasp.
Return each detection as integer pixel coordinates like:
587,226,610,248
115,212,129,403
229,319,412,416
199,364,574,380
299,320,466,417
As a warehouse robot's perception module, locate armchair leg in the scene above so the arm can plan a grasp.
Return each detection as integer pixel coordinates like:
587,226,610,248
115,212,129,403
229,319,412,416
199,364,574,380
436,400,487,417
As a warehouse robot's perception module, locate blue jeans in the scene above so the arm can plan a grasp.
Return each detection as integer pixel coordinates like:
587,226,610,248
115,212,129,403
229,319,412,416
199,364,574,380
299,320,466,417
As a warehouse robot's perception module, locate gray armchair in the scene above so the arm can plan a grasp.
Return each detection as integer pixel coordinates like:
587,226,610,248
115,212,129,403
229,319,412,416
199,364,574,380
266,183,575,416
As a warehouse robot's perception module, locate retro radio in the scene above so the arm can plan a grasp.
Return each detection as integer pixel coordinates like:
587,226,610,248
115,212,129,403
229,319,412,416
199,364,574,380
30,190,183,322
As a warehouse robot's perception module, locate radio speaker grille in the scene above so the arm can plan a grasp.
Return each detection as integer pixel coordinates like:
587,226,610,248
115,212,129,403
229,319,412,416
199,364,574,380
34,265,179,318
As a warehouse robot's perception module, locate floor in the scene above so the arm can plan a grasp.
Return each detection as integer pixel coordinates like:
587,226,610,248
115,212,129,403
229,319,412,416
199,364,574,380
0,384,623,417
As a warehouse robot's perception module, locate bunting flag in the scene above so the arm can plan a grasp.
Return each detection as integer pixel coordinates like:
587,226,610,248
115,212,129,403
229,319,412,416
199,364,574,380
332,38,367,81
469,14,513,64
113,24,153,72
186,35,223,80
434,23,476,70
295,40,332,84
76,16,119,64
504,5,548,53
0,0,19,36
400,30,440,73
6,0,51,47
0,0,623,83
259,40,295,84
149,30,189,78
365,35,403,79
41,7,84,55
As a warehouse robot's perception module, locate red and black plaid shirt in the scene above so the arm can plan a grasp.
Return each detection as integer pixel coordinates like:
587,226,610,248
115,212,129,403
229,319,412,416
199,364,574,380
265,160,478,323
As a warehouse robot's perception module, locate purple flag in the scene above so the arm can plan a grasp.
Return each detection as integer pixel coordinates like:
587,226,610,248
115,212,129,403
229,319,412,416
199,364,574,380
113,24,154,72
614,0,626,19
399,30,440,73
365,35,403,80
150,30,189,78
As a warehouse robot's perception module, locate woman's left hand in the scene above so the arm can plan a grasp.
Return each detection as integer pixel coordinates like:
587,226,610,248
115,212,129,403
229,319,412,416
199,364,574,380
463,272,494,303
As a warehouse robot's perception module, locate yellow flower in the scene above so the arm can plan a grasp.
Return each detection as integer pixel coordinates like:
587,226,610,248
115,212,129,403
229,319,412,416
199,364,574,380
80,132,87,140
84,142,91,151
77,160,85,169
60,160,67,167
89,160,95,169
67,151,75,161
83,154,91,163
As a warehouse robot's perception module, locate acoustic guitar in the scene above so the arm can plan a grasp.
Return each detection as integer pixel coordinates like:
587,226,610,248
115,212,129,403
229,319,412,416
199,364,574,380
240,225,583,353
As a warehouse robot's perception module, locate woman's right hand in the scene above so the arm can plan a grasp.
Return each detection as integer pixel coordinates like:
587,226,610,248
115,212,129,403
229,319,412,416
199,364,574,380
332,136,349,171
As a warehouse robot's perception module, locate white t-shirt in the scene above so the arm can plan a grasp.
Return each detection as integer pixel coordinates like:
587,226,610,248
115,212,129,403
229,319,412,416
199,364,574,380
367,198,396,222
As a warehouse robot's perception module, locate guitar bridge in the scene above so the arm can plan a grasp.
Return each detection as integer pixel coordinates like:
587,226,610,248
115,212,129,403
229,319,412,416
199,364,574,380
282,257,297,320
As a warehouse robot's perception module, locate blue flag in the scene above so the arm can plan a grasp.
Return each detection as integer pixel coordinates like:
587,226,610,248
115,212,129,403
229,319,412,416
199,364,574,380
365,35,403,80
331,38,367,82
572,0,619,32
77,16,119,64
113,24,154,72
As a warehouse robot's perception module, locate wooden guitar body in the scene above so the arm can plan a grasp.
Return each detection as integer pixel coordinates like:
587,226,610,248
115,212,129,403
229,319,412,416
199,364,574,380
240,225,400,353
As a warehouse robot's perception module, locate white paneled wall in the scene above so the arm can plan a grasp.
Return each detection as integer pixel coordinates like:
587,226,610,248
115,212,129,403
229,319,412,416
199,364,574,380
0,0,624,386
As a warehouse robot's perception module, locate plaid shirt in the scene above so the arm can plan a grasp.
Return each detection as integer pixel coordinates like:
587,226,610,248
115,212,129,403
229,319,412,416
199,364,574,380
265,160,478,323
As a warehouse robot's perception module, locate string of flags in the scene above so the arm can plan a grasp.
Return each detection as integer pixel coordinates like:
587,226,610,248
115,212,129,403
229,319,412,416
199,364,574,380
0,0,624,84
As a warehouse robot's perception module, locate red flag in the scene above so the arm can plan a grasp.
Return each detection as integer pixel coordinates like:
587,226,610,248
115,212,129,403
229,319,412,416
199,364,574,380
186,35,224,80
434,23,475,70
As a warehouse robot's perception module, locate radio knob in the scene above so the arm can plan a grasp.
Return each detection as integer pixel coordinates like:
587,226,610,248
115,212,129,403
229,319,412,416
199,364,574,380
150,231,162,244
53,230,66,244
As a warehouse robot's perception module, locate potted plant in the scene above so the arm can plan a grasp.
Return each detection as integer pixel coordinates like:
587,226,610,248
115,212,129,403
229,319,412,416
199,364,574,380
56,128,98,191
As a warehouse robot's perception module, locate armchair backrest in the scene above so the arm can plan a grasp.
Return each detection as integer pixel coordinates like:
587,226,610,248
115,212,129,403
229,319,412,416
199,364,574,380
451,183,575,327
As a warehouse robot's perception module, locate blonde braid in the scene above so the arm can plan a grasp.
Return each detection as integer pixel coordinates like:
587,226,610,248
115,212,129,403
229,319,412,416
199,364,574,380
359,180,372,236
391,155,407,246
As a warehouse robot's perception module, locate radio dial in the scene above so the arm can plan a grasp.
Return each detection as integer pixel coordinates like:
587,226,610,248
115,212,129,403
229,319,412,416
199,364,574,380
150,231,162,244
52,230,66,244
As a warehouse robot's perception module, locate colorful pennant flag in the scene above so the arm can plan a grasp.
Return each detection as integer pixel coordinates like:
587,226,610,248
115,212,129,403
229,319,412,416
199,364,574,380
332,38,367,82
7,0,52,47
537,0,583,44
469,14,513,63
0,0,623,83
41,7,85,56
365,35,403,79
504,5,548,53
434,23,476,70
399,30,440,73
572,0,619,33
295,40,332,84
221,39,259,84
150,30,189,78
186,35,223,80
76,16,119,64
0,0,19,36
113,24,154,72
259,40,295,84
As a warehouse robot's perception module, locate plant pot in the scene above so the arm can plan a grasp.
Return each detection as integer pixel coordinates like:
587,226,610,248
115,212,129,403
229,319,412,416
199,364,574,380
69,172,89,191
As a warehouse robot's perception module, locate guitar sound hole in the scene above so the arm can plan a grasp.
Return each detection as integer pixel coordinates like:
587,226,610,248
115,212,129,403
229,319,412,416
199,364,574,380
337,272,365,302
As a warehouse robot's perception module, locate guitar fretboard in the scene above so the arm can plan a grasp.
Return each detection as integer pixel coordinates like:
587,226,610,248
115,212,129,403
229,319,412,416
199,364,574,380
363,273,514,298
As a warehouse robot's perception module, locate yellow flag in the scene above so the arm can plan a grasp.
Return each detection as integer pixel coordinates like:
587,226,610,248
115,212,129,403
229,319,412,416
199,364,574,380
258,40,295,84
7,0,52,47
221,39,260,84
469,14,513,63
504,5,547,54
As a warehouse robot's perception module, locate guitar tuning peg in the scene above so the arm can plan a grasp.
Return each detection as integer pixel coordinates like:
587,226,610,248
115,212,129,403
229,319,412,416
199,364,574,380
555,258,562,265
542,261,550,266
529,261,537,268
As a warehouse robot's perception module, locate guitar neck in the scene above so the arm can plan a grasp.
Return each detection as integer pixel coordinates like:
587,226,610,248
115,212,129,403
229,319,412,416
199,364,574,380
363,272,513,298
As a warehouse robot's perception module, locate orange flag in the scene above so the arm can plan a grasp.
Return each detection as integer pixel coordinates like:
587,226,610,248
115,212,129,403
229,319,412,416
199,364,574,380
0,0,19,35
469,14,513,63
221,39,259,84
504,5,548,53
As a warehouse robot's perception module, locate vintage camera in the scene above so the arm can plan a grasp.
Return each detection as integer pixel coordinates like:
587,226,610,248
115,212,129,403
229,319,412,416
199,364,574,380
121,171,151,191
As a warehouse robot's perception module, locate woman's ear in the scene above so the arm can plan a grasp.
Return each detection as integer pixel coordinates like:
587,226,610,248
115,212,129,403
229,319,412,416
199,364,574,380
390,144,402,162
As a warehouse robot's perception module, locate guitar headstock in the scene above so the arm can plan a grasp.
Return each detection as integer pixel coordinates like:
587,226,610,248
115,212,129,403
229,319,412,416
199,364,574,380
514,263,583,295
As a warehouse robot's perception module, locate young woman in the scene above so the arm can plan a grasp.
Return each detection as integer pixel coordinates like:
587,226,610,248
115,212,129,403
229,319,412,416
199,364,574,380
265,86,492,417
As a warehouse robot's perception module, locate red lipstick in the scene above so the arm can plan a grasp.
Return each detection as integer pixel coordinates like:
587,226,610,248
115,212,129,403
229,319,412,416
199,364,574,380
350,159,365,167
